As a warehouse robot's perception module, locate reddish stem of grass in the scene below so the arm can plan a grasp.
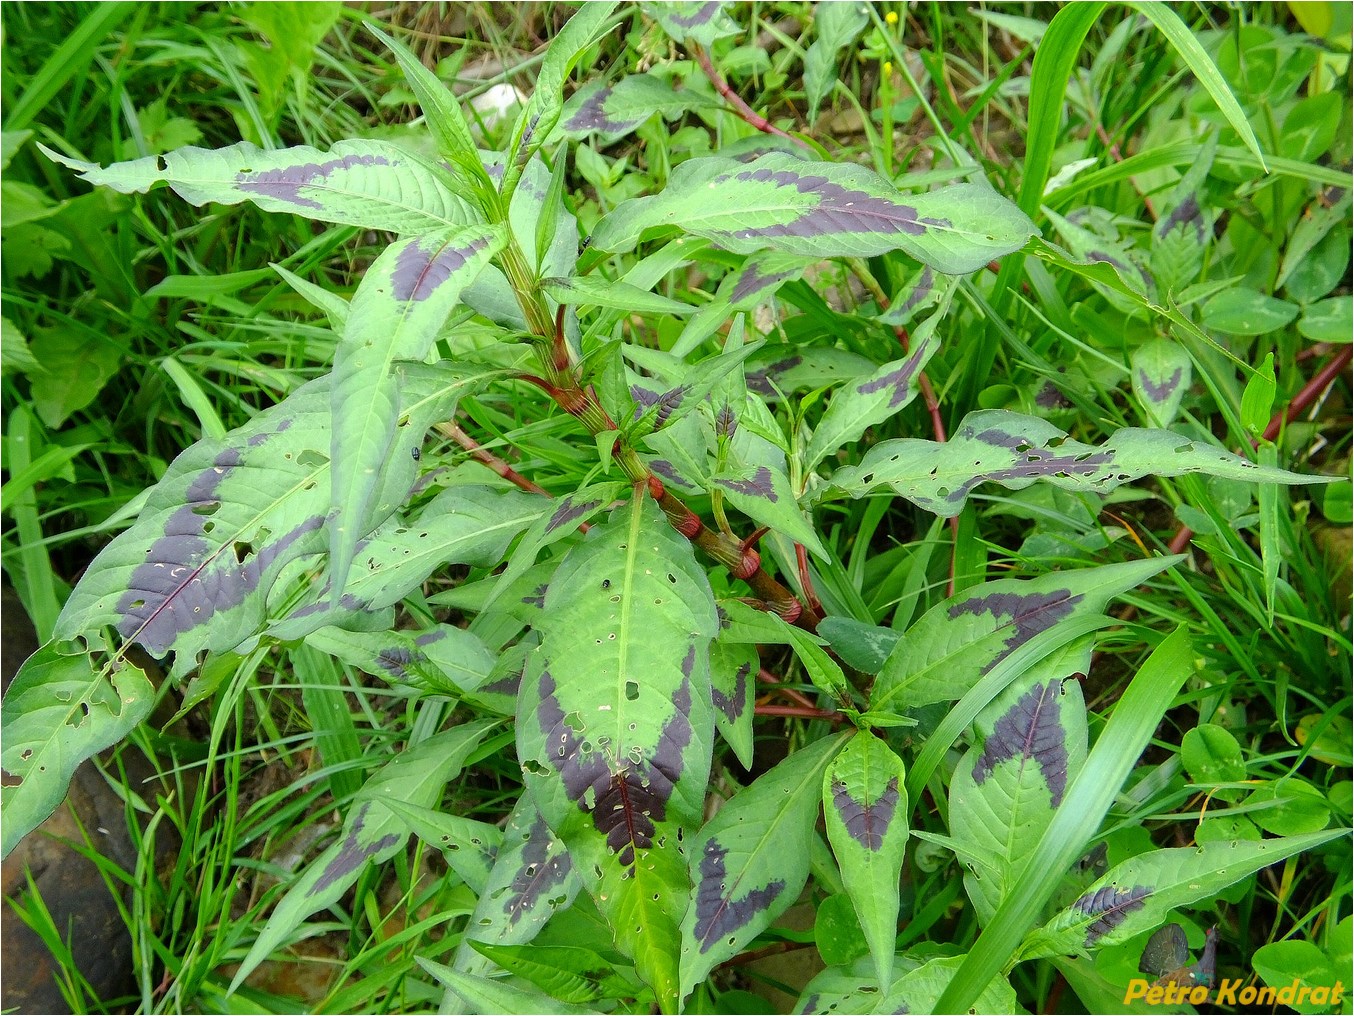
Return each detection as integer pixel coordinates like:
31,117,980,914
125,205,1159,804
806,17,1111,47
439,421,554,500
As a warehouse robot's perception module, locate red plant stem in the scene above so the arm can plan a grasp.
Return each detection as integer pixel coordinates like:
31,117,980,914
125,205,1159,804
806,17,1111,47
723,940,817,967
690,42,809,148
794,543,824,616
438,422,553,499
757,667,820,713
1166,344,1351,555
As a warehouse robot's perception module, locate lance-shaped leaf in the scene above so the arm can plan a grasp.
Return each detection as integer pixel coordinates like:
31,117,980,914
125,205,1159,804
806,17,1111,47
42,139,477,234
1021,830,1348,960
745,346,875,399
803,1,871,120
516,495,718,1009
805,312,942,471
590,153,1037,274
544,275,694,315
709,461,827,559
452,796,581,979
229,718,499,990
672,252,816,357
822,409,1332,512
329,225,504,601
34,363,473,683
823,731,909,990
500,2,620,200
420,959,603,1016
709,637,757,770
1,644,155,859
467,942,638,1007
304,623,498,703
561,74,718,140
625,340,762,438
872,556,1179,711
949,640,1091,924
646,1,742,46
1131,339,1192,427
881,955,1018,1014
679,733,849,1001
816,616,900,675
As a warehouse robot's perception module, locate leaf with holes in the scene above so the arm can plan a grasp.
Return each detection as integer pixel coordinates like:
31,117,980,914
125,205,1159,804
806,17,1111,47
452,796,582,978
590,154,1037,274
329,225,504,600
1130,338,1191,427
709,462,826,559
1021,830,1348,960
516,495,718,1010
822,410,1330,512
230,718,499,990
823,731,909,990
41,139,477,233
871,557,1178,712
679,733,849,1002
950,639,1091,924
380,799,503,894
805,310,943,470
0,644,155,859
561,74,719,140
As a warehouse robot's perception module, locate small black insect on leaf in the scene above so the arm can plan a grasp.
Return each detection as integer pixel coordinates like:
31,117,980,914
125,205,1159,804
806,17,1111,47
411,446,421,461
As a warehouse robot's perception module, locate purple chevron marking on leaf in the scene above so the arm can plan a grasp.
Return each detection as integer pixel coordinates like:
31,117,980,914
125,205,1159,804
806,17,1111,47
547,497,601,534
831,775,900,850
235,153,391,211
1035,381,1070,408
117,482,326,655
503,813,572,924
649,460,688,486
1138,367,1183,403
1160,194,1205,244
315,804,401,892
565,85,646,135
720,167,950,242
536,670,693,864
714,466,776,501
731,263,799,304
414,628,448,647
1074,884,1152,945
857,341,931,409
693,840,785,951
898,266,934,315
920,424,1116,509
667,1,723,29
711,662,749,722
376,646,416,679
745,355,803,396
392,233,491,302
522,584,548,609
973,679,1070,804
947,588,1081,672
631,384,689,427
480,673,521,697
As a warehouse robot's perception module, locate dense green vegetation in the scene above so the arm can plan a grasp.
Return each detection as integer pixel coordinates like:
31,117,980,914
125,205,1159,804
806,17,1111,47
1,3,1350,1014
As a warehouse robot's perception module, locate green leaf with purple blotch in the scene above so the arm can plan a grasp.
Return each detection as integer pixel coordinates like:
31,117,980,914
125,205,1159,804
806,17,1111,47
1,643,156,859
230,718,499,990
590,153,1037,274
624,340,762,437
871,556,1180,711
41,139,477,233
329,225,504,603
1021,830,1348,960
672,252,817,357
1130,338,1191,427
500,2,620,200
949,639,1091,924
823,731,909,990
303,623,498,704
561,74,719,140
709,637,757,770
822,409,1333,512
745,346,876,399
710,461,827,559
805,309,943,470
516,495,718,1010
646,1,742,46
679,733,849,1002
450,796,582,979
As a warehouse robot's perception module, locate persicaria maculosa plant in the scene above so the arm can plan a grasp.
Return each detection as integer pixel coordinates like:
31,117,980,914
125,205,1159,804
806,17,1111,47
2,4,1343,1014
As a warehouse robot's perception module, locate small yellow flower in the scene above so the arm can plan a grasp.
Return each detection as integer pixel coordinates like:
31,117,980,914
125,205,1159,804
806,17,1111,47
885,10,899,25
883,61,893,76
